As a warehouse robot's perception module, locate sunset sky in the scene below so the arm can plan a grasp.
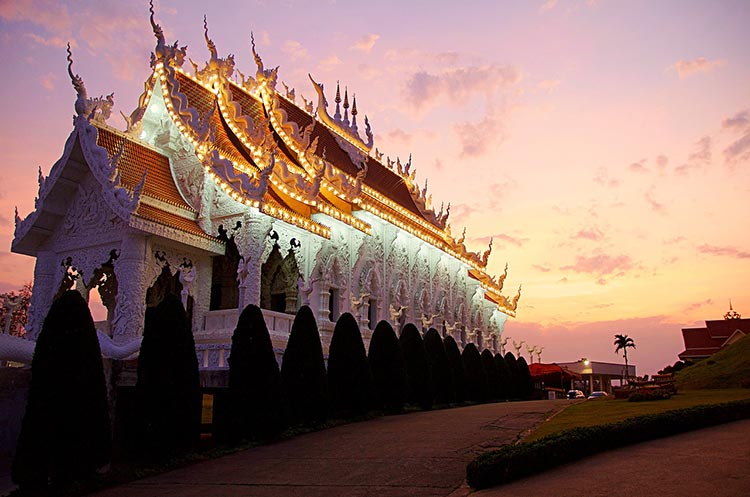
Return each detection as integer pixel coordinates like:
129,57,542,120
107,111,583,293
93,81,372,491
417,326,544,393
1,0,748,374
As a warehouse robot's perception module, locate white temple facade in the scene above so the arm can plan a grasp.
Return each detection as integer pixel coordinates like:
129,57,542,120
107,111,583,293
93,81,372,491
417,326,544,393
11,6,521,371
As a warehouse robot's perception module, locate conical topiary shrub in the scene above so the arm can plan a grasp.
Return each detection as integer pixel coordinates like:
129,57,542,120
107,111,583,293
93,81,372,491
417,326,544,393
280,305,327,425
368,320,406,412
424,328,453,405
443,335,465,403
462,343,487,403
12,290,111,492
504,352,520,399
399,323,433,409
136,294,201,458
481,349,501,400
516,356,534,399
224,304,286,442
494,352,511,400
328,312,371,415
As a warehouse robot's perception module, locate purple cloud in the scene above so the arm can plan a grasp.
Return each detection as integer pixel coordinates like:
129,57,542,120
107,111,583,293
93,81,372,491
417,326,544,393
560,253,635,275
697,244,750,259
572,227,605,241
403,64,521,111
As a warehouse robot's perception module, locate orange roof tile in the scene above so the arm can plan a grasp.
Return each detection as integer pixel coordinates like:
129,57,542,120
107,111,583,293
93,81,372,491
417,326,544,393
96,126,192,211
276,96,430,223
136,202,215,240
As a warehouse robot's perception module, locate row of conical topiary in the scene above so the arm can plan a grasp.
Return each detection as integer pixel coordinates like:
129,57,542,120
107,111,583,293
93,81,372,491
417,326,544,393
13,292,533,492
12,292,202,492
218,304,535,443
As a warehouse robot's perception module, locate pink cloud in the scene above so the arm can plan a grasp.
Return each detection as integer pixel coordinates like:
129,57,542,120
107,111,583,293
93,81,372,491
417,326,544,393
721,110,750,165
628,159,648,173
668,57,726,78
39,72,56,91
382,128,413,146
351,34,380,53
318,55,341,72
537,79,561,92
560,253,635,275
593,167,619,188
572,227,605,241
722,110,749,130
23,32,68,48
655,154,669,169
448,203,480,225
645,190,666,214
403,64,521,111
539,0,559,13
683,299,714,313
0,0,72,37
453,110,507,157
675,135,712,175
697,244,750,259
474,233,529,248
532,264,551,273
282,40,309,61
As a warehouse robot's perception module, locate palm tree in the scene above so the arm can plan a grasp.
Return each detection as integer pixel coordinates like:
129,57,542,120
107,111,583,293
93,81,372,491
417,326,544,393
614,334,636,383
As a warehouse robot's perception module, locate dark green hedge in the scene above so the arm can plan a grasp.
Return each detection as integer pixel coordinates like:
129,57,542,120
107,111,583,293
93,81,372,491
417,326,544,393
466,399,750,489
12,290,111,490
368,320,407,411
399,323,433,410
328,312,371,415
424,328,453,405
224,304,286,443
280,305,328,425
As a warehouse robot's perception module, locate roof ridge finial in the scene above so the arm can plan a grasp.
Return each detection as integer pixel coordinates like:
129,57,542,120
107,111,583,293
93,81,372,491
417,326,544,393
149,0,164,42
334,81,342,123
724,299,741,319
351,94,359,135
67,43,89,117
203,15,218,59
342,87,350,128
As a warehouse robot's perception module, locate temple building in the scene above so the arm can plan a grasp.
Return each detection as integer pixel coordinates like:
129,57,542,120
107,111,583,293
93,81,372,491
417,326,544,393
10,6,521,371
678,303,748,362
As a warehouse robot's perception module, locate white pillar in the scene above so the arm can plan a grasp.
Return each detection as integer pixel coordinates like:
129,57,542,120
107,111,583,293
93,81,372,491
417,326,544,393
236,212,273,309
25,250,58,341
112,232,149,344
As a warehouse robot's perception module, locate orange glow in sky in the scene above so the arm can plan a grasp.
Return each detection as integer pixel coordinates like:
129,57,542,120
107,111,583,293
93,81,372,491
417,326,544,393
1,0,748,374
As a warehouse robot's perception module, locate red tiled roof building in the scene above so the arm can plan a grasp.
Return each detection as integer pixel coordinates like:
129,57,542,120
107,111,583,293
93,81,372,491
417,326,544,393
678,303,748,361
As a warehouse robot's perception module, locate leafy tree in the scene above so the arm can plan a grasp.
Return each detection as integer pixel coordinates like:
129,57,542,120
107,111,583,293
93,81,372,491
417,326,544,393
504,352,519,399
224,304,286,442
281,305,328,425
481,349,500,400
614,334,636,381
136,294,201,458
399,323,433,409
444,335,466,403
368,320,407,412
0,282,32,337
494,353,511,399
516,356,533,398
328,312,371,415
12,290,110,491
462,343,487,403
424,328,454,405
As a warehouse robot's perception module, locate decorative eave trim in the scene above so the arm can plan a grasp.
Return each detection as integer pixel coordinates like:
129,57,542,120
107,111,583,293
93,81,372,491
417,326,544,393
129,213,224,254
13,117,144,253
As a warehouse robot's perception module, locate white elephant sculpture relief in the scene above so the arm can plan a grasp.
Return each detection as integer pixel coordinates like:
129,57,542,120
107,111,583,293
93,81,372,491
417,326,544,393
0,331,142,364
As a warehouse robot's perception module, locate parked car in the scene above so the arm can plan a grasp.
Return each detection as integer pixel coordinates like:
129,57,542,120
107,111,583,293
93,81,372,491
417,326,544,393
567,390,585,399
588,391,609,399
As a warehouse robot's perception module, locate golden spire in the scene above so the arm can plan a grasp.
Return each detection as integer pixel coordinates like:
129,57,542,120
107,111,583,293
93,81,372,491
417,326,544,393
724,300,741,319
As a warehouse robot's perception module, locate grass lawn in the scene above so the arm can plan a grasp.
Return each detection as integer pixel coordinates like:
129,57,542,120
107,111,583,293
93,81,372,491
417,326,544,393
526,388,750,442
